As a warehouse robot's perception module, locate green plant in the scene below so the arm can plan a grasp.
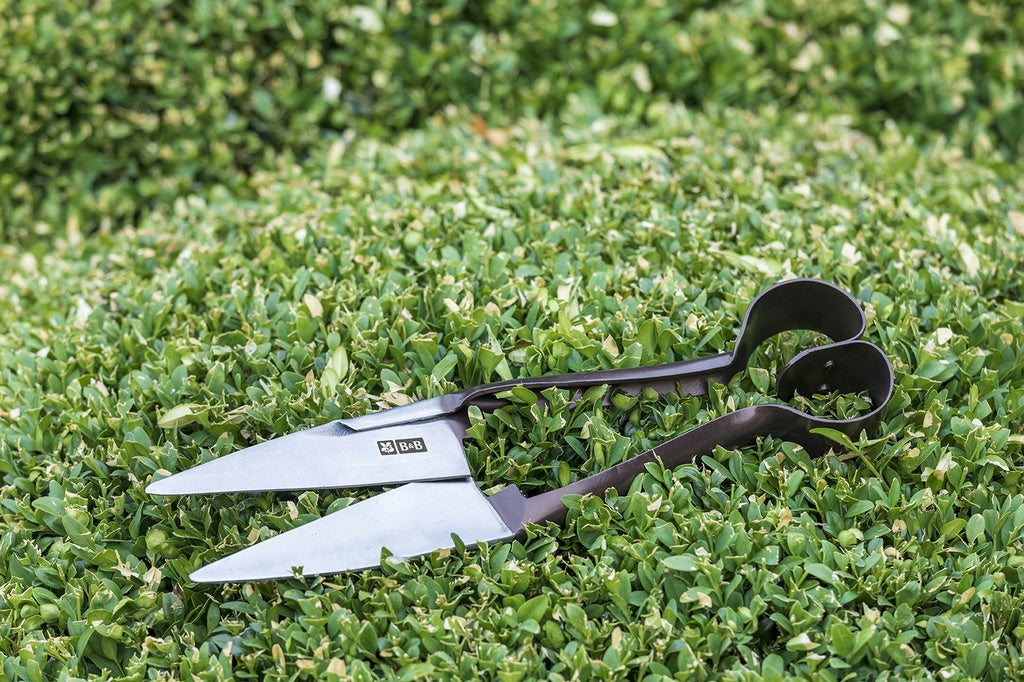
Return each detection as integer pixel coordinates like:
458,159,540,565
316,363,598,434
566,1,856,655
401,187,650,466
3,0,1022,243
2,102,1023,679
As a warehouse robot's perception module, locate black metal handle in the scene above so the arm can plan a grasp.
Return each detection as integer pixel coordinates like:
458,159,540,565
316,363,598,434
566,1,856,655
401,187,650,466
454,279,867,412
487,339,893,531
343,280,870,432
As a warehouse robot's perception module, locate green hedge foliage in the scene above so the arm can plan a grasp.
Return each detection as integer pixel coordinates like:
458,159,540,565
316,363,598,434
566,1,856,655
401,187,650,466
2,0,1022,242
2,104,1023,679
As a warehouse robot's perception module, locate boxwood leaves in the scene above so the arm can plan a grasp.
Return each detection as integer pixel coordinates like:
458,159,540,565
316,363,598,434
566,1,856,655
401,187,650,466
2,96,1024,680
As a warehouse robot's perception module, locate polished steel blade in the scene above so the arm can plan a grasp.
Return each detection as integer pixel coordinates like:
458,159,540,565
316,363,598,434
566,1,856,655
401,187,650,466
190,480,516,582
146,419,471,495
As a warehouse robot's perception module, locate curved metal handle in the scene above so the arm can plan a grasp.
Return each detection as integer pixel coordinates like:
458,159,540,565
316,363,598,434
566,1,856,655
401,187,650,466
489,339,893,530
342,279,869,432
457,278,867,409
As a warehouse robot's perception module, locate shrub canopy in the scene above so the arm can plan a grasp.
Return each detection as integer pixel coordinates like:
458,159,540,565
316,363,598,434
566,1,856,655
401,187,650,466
2,0,1022,241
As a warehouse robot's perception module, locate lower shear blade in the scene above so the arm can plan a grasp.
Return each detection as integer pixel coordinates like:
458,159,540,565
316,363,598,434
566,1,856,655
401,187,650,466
190,480,516,582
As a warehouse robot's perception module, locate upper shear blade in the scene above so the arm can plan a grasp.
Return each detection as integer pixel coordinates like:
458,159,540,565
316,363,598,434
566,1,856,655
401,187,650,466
190,479,515,582
146,418,471,495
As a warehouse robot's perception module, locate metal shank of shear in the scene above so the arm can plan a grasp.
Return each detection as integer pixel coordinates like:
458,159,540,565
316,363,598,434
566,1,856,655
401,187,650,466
147,279,894,582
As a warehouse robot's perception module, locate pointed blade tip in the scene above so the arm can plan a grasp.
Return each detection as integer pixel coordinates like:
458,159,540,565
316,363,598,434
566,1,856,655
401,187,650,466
189,566,219,583
190,560,255,583
145,477,182,496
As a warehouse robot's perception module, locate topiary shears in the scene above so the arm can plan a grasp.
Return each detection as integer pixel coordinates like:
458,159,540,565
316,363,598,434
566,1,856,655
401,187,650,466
147,279,893,582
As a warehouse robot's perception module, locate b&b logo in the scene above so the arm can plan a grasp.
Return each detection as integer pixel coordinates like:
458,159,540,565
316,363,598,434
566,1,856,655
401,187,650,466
377,438,427,456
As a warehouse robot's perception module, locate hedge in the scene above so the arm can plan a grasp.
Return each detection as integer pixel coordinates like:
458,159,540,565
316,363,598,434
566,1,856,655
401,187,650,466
2,102,1023,679
2,0,1023,242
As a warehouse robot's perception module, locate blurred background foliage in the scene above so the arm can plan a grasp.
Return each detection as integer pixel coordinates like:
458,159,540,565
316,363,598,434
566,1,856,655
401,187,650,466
2,0,1022,243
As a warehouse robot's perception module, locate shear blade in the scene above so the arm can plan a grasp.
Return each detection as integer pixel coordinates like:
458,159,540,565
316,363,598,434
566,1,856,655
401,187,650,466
146,419,471,495
190,480,516,582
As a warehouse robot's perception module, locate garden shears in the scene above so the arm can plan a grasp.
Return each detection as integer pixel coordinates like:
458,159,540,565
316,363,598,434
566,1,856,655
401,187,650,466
147,279,894,582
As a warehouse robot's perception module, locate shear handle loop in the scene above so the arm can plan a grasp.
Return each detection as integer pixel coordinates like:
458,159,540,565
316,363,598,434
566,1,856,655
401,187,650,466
462,279,867,410
728,278,867,373
343,280,868,432
775,340,895,454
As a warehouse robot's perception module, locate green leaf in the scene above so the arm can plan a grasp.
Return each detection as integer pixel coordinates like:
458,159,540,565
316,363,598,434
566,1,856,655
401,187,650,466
786,632,819,651
500,386,538,405
321,346,349,395
847,500,874,517
431,352,458,381
62,515,92,545
516,594,550,623
557,461,572,487
157,404,200,429
356,622,378,654
328,345,349,379
750,366,770,393
965,642,988,677
610,392,637,411
829,621,854,657
608,143,668,164
478,345,509,381
661,555,698,572
966,514,986,543
958,242,980,277
711,248,784,276
809,427,856,451
916,358,958,382
941,518,967,539
804,563,837,585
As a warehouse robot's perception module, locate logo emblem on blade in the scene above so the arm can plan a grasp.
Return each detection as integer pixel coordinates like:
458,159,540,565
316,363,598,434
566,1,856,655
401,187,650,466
377,438,427,456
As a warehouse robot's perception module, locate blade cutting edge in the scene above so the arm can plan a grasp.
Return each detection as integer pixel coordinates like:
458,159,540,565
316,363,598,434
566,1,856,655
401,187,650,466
190,480,516,582
146,419,472,495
